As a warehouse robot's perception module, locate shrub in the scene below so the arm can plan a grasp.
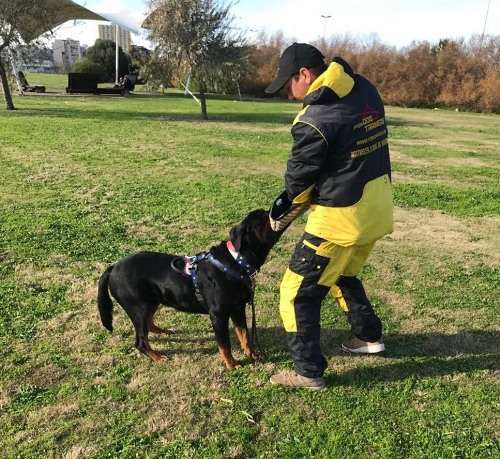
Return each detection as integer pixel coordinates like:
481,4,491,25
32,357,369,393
479,68,500,113
71,59,107,82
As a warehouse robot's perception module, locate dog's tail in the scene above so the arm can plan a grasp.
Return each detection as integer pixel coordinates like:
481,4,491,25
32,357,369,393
97,265,115,332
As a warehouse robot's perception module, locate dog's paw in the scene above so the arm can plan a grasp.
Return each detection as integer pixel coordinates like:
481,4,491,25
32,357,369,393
251,352,266,363
224,357,242,370
147,351,168,362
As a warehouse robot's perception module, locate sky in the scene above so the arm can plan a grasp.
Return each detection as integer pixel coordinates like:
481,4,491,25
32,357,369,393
54,0,499,49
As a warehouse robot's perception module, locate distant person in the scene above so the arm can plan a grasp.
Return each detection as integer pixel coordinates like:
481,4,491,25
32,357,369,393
114,77,124,90
122,75,133,94
267,43,393,390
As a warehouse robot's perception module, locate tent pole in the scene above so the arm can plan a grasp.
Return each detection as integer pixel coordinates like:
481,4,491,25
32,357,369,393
8,48,24,95
115,24,119,84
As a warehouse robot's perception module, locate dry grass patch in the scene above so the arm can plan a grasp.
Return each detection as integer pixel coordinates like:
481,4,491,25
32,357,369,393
63,446,97,459
387,208,500,265
199,156,286,178
13,257,97,305
27,402,80,428
391,147,495,170
125,216,168,240
359,207,499,335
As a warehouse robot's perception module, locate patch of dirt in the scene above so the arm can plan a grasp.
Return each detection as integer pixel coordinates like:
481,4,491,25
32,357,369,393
13,258,98,308
387,207,500,266
0,387,10,408
63,447,96,459
390,148,497,169
27,402,80,426
365,207,499,335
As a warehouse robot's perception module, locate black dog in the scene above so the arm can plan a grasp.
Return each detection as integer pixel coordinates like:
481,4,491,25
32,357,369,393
97,208,282,369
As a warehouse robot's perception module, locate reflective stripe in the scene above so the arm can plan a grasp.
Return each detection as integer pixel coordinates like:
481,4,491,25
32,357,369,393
294,120,328,146
303,239,319,251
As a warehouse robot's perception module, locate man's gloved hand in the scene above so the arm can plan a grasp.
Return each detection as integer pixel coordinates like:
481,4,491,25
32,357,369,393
269,190,310,232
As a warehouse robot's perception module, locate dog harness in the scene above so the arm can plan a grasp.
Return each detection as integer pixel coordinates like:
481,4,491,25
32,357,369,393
224,240,258,278
171,240,262,353
175,240,258,303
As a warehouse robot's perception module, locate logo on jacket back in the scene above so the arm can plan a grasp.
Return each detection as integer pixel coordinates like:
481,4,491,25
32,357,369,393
351,104,388,158
354,104,384,132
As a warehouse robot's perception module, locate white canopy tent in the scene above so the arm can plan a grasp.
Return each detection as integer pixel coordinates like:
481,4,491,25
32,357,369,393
88,11,142,85
11,0,142,89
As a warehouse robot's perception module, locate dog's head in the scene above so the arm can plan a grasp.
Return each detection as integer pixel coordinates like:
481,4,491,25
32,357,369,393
229,208,284,269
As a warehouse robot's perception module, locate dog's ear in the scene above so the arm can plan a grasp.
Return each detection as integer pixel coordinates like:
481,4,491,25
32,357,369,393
230,209,267,251
229,222,244,251
230,216,255,251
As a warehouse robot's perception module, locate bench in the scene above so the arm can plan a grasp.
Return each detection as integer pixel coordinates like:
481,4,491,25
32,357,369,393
66,73,99,94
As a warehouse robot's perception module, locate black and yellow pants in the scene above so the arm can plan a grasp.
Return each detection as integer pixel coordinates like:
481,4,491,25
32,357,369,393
279,232,382,378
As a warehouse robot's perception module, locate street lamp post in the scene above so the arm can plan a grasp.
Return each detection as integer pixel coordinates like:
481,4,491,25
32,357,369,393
321,14,331,40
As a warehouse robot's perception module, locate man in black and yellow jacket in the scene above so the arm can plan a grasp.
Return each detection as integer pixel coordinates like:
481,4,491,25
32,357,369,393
266,43,393,390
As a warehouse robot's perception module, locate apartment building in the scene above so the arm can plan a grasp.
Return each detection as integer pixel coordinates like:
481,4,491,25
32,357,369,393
52,39,81,71
98,24,132,52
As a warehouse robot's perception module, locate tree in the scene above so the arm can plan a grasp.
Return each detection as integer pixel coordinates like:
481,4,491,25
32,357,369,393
479,67,500,112
71,58,107,81
86,39,129,82
128,45,150,82
0,0,60,110
239,30,287,96
145,0,247,119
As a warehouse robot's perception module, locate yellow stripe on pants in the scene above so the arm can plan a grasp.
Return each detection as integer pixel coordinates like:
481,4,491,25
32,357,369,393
279,238,375,332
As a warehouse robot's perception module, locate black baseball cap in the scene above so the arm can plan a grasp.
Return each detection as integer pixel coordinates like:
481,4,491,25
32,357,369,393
265,43,325,94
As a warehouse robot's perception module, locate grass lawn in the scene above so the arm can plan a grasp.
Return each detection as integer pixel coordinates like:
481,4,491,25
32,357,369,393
0,82,499,459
